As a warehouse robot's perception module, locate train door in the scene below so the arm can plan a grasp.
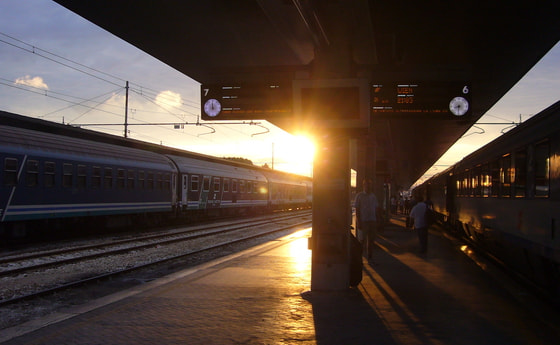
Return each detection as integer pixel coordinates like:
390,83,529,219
446,172,456,219
1,155,26,223
199,175,211,209
171,172,178,205
181,174,188,210
207,177,221,208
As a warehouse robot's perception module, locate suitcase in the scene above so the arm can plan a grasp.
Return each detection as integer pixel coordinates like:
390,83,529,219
349,233,363,287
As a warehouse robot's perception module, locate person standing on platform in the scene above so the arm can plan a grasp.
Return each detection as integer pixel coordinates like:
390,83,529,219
354,178,379,261
409,195,429,254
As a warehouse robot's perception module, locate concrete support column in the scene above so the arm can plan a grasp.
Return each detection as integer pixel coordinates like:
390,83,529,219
310,134,351,291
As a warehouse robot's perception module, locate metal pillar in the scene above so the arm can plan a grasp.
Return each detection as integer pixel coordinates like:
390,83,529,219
310,134,351,290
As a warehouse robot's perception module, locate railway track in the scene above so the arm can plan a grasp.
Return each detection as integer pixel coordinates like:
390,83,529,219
0,211,311,311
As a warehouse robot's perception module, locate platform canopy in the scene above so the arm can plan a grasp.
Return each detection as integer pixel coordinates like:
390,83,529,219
54,1,560,188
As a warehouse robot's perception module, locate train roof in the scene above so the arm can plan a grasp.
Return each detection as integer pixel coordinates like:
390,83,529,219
165,154,267,181
260,168,312,185
0,110,232,162
0,110,311,179
418,100,560,188
457,100,560,166
0,124,174,170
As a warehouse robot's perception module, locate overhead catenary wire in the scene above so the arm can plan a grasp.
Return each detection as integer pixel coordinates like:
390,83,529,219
0,78,126,119
0,31,272,140
0,33,124,88
0,31,203,113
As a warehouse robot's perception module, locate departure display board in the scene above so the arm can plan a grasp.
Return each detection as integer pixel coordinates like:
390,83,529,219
371,82,471,117
293,78,370,129
201,83,292,120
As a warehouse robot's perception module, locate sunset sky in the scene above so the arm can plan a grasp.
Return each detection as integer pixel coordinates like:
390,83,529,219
1,0,559,184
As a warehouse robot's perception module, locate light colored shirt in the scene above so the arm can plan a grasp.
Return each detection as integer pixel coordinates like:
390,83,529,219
409,201,427,228
355,192,378,222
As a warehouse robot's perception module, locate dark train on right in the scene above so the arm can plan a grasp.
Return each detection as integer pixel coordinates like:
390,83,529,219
415,100,560,299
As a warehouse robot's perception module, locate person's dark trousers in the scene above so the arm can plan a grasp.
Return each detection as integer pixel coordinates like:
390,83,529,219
363,221,377,259
416,226,428,253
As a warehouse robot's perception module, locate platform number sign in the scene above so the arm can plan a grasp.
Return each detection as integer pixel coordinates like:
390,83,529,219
449,86,470,116
371,82,472,117
202,87,222,118
200,83,292,121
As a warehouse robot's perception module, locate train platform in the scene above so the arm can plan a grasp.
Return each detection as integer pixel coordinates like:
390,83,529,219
2,216,560,344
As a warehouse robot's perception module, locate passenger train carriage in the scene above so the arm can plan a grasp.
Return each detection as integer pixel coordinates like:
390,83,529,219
0,110,312,240
261,169,311,210
415,100,560,298
167,154,269,216
0,124,177,229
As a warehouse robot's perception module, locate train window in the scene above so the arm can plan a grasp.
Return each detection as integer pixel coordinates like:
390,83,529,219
77,165,87,189
490,160,500,197
472,166,481,197
458,172,468,197
203,176,210,192
514,149,527,198
500,154,511,197
138,171,145,189
63,163,73,188
240,180,246,193
26,160,39,187
467,172,473,196
163,174,170,190
534,141,550,197
92,166,101,189
104,167,113,189
232,179,238,193
127,170,135,189
190,175,199,191
247,181,252,194
3,158,18,186
146,172,154,190
223,178,230,192
213,177,220,192
117,169,125,189
45,161,55,188
481,164,491,197
156,173,163,190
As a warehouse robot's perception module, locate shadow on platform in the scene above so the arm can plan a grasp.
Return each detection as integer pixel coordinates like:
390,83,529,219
301,218,556,345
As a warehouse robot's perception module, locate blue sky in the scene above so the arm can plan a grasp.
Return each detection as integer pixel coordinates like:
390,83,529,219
1,0,559,183
0,0,314,176
418,41,560,186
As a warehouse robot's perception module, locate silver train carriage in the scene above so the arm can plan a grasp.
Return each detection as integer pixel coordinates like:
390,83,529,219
415,100,560,297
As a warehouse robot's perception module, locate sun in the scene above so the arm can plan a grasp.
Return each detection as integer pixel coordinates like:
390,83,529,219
291,135,316,161
274,134,315,176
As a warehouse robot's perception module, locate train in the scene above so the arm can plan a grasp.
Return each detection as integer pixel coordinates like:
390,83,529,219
0,110,312,241
414,100,560,298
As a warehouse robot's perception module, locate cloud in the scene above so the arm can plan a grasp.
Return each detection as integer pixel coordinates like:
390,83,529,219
155,90,182,108
14,75,49,90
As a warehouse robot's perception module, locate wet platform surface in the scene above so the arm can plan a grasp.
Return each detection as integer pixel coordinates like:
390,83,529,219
2,217,560,344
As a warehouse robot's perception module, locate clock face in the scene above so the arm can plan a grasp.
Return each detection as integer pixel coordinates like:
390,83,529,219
449,96,469,116
204,98,221,117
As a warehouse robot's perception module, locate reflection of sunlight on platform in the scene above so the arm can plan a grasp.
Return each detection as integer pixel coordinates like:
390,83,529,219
290,229,311,264
288,228,312,274
258,228,315,341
